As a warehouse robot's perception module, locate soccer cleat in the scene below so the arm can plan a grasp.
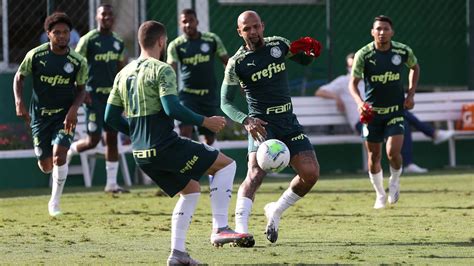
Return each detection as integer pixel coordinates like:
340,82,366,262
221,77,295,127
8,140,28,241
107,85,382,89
210,226,254,247
48,201,62,217
167,249,200,266
264,202,280,243
404,163,428,174
388,177,400,204
433,130,454,145
373,194,387,209
104,184,130,194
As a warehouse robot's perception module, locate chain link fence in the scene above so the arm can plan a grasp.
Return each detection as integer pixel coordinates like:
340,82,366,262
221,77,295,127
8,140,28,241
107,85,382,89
0,0,470,149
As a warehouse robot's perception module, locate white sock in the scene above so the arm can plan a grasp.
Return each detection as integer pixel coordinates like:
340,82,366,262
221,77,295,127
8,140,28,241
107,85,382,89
209,161,236,229
171,193,200,252
273,188,302,217
369,170,385,196
106,161,119,187
69,142,78,155
235,196,253,233
50,164,68,204
389,166,402,182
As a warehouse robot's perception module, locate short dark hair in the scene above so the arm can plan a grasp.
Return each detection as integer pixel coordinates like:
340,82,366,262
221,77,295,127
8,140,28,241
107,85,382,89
138,21,166,49
44,12,72,32
374,15,393,27
181,8,197,17
98,3,113,9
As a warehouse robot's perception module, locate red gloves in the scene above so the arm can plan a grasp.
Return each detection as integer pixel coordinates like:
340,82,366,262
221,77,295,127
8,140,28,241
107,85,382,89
289,37,322,58
359,102,374,124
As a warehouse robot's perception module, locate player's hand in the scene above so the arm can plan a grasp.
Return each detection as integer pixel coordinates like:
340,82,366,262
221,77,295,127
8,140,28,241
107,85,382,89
243,117,267,143
84,92,92,105
358,102,374,124
290,37,322,58
64,108,78,135
15,101,31,125
404,95,415,110
202,116,226,133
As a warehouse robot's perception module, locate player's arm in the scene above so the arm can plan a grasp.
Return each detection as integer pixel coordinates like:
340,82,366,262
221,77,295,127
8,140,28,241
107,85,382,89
405,63,419,110
104,104,130,135
220,54,229,67
13,72,30,124
166,41,179,72
214,34,229,67
64,58,88,133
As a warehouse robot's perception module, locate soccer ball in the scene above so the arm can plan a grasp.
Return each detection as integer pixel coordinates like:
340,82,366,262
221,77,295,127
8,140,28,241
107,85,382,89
256,139,290,173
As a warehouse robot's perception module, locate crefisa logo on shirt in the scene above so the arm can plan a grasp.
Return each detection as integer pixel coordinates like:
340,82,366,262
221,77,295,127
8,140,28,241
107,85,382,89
200,43,210,53
114,41,120,51
270,47,282,58
391,54,402,66
63,62,74,73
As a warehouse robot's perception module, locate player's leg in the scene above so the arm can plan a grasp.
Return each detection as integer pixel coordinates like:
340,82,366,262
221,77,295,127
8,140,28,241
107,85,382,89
68,102,102,162
178,124,194,139
103,129,129,193
365,141,386,208
386,134,403,204
206,152,254,247
264,135,319,243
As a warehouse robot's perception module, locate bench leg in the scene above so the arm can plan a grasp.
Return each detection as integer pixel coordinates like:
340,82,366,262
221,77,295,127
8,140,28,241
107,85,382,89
120,154,132,186
447,121,456,167
80,153,92,187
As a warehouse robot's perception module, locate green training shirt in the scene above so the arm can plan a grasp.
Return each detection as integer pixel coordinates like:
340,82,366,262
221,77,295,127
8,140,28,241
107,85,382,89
18,43,88,110
107,57,179,151
352,41,417,111
167,32,227,107
223,36,293,123
76,29,125,94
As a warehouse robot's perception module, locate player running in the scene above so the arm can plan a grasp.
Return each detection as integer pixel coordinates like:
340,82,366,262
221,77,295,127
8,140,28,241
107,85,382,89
13,12,87,216
349,15,420,209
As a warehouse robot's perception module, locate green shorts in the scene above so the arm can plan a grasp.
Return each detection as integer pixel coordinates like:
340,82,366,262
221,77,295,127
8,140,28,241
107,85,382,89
31,109,75,160
248,114,313,157
362,111,405,142
83,92,115,135
179,99,217,137
134,137,219,197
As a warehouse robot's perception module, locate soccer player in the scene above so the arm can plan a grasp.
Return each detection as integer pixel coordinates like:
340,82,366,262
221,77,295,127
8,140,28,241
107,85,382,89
68,4,128,193
167,8,229,146
13,12,87,216
221,10,321,244
316,53,453,174
104,21,253,265
349,15,420,209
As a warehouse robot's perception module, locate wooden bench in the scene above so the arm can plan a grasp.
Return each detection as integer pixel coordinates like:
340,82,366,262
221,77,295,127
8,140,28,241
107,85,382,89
218,90,474,168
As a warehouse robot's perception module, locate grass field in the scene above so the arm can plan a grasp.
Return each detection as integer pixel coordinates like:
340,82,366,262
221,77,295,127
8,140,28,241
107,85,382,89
1,171,473,264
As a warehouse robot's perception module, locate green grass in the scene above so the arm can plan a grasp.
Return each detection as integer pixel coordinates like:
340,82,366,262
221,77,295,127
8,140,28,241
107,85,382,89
1,171,473,264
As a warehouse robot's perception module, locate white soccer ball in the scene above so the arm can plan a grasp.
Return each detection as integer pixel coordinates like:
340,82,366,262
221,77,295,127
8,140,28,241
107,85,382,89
256,139,290,173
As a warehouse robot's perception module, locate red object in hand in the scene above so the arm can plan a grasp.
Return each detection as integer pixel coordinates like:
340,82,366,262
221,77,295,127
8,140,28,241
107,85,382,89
360,103,374,124
289,37,322,58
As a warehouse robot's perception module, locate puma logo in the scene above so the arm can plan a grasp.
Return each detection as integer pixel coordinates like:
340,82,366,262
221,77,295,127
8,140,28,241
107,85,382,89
369,59,376,66
247,60,256,67
180,47,186,53
95,42,101,47
39,60,46,67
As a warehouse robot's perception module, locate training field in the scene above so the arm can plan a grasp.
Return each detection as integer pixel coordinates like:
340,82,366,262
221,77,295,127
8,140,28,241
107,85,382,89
1,171,473,264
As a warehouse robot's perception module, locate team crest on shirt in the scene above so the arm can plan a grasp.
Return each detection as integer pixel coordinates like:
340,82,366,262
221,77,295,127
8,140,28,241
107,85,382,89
114,41,121,51
200,43,210,53
63,62,74,73
270,47,282,58
391,54,402,66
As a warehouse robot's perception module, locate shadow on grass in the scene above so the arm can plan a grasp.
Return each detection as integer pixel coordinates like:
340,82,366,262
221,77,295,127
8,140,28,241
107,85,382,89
283,240,474,248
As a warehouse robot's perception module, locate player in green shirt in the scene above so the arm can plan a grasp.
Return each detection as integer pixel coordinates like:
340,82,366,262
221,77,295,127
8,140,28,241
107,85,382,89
221,10,322,245
167,8,229,146
349,15,420,209
69,4,128,193
104,21,253,265
13,12,87,217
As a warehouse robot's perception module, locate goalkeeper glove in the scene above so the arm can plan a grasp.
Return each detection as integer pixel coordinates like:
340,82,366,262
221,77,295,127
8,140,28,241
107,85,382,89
289,37,322,57
359,102,374,124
